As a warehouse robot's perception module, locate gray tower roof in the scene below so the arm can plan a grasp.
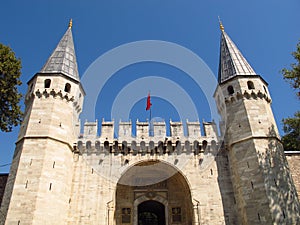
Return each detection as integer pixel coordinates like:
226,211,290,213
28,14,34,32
40,21,79,81
218,25,256,84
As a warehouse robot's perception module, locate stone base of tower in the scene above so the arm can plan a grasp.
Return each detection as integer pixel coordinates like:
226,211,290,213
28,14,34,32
228,138,300,225
0,138,74,225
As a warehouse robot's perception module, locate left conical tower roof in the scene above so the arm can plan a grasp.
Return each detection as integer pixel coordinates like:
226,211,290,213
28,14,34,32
40,20,79,81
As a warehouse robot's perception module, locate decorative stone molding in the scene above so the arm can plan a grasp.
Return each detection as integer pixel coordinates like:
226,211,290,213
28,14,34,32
224,89,271,105
34,89,75,102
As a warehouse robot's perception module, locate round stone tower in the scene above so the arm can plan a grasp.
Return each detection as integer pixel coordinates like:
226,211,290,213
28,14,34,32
0,21,85,224
214,23,300,224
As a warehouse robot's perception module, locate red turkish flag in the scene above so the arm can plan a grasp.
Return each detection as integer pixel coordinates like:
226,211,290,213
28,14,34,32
146,92,152,111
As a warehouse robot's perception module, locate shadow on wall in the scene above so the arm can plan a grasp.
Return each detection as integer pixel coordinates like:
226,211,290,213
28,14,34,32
258,124,300,224
0,174,8,207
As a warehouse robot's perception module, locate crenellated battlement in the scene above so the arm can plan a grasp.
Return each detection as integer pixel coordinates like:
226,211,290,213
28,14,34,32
77,137,219,156
80,119,218,139
77,119,219,155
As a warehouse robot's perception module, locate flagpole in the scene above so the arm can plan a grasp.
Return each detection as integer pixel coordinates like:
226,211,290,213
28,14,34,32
150,107,152,136
146,91,153,135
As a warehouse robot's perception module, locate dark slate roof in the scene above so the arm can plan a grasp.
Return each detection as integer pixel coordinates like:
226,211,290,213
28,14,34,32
40,26,79,81
218,30,256,84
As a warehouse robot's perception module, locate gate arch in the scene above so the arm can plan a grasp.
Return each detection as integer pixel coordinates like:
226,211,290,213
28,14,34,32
115,160,193,225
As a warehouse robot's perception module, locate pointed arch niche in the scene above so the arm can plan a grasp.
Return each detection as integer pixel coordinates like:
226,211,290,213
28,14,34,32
115,160,193,225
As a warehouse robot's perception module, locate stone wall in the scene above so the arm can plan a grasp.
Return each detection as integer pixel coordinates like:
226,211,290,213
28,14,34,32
66,143,236,225
285,152,300,199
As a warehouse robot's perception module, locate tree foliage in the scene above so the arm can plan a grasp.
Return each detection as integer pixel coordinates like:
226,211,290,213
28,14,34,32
281,41,300,99
281,40,300,151
0,43,23,132
282,112,300,151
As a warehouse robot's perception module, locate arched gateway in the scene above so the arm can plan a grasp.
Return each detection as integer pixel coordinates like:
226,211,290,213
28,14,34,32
115,160,193,225
2,21,300,225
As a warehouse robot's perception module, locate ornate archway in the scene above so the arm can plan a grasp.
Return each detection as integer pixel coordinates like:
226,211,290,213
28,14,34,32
115,160,193,225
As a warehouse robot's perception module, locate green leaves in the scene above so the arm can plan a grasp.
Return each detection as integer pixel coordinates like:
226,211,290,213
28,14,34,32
281,40,300,151
0,43,23,132
281,41,300,99
282,112,300,151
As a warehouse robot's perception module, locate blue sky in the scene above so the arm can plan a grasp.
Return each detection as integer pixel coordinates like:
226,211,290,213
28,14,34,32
0,0,299,173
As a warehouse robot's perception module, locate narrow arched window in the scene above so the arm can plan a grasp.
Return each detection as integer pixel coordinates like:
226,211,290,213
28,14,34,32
194,141,199,155
44,79,51,88
131,141,137,152
263,85,267,94
227,85,234,95
122,141,128,155
158,141,164,153
176,141,181,151
149,141,155,151
64,83,71,93
95,141,100,150
104,141,109,151
113,141,119,152
140,141,146,151
167,141,173,153
247,81,255,90
202,140,208,151
29,83,34,92
86,141,91,150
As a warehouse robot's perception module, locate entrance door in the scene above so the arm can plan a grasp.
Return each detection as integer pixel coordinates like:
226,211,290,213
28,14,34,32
138,200,165,225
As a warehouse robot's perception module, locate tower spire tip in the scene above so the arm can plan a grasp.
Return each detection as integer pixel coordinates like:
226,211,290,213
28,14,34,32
218,16,224,31
68,19,73,29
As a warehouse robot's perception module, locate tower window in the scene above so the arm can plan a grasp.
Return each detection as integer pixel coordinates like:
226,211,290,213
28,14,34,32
227,85,234,95
202,140,208,151
263,85,267,94
86,141,92,150
176,141,181,151
44,79,51,88
247,81,255,90
140,141,146,151
29,83,34,92
95,141,100,150
185,141,191,153
104,141,110,151
167,141,173,153
194,141,199,155
64,83,71,93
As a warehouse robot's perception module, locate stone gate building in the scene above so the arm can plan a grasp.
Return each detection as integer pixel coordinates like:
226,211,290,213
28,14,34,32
0,21,299,225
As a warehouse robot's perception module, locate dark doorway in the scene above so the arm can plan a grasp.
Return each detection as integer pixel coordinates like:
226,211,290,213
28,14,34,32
138,200,165,225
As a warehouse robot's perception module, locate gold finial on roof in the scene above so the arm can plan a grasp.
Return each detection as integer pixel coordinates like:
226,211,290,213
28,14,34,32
218,16,224,31
68,19,73,29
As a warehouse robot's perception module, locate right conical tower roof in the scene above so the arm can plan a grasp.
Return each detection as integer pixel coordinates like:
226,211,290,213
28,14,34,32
218,23,256,84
